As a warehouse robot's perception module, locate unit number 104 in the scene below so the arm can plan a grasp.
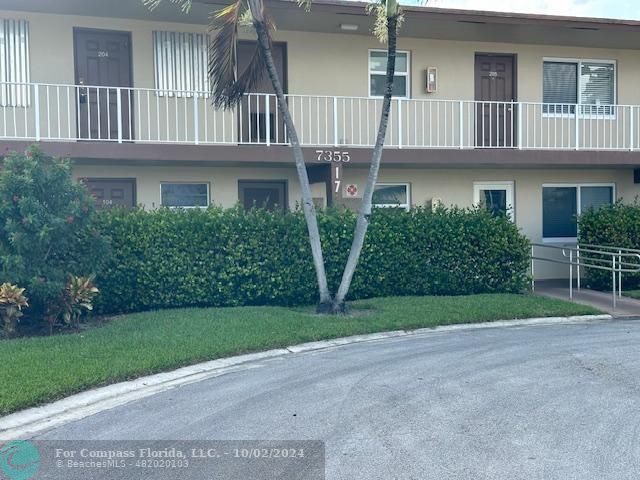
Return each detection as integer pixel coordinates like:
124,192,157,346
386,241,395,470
316,150,350,162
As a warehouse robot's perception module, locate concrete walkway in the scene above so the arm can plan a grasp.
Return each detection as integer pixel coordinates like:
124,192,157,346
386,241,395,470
535,279,640,317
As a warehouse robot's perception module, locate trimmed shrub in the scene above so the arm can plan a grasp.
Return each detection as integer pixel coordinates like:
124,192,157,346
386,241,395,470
578,202,640,290
0,146,110,320
93,206,530,313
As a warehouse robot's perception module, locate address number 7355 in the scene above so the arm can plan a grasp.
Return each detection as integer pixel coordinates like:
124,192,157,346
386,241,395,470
316,150,350,162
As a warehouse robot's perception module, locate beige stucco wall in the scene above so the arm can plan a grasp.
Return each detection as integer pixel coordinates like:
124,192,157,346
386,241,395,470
73,162,638,226
72,163,639,232
341,166,638,242
73,164,327,210
2,9,640,103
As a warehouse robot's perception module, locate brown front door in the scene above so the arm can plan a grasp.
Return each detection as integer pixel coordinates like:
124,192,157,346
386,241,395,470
239,180,287,211
475,54,516,147
74,29,133,141
237,41,287,144
85,178,136,209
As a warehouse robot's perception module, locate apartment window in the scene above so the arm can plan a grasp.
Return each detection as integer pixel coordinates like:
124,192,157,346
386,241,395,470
543,59,615,115
473,181,514,220
160,183,210,208
0,18,30,107
372,183,410,210
542,184,614,241
153,31,209,97
369,50,409,98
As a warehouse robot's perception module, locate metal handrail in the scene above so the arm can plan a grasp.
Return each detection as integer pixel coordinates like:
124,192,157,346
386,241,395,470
530,243,640,311
2,80,640,150
574,244,640,301
580,243,640,253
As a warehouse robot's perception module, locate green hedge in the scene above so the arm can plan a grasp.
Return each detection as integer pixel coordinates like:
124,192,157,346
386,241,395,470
93,206,531,313
579,202,640,290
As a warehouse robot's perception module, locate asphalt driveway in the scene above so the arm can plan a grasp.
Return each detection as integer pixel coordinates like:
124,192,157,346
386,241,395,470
37,319,640,479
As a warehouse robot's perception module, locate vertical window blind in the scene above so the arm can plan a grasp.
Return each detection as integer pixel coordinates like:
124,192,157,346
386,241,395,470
153,31,209,97
0,18,30,107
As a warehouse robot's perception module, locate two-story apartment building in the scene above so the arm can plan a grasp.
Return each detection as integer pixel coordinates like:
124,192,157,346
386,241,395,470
2,0,640,277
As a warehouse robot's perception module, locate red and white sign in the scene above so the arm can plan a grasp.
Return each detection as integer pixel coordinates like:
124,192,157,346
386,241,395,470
343,183,361,198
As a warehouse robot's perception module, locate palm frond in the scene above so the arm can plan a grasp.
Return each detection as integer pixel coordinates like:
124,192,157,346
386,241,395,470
208,1,243,108
239,7,254,27
366,0,403,43
209,0,276,108
297,0,313,12
143,0,192,13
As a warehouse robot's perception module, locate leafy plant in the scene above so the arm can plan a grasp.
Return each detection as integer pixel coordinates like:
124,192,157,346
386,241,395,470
0,146,111,324
93,206,530,314
62,275,100,328
578,201,640,290
0,283,29,335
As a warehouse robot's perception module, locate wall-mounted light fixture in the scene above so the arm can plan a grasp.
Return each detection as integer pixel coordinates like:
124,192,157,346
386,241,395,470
426,66,437,93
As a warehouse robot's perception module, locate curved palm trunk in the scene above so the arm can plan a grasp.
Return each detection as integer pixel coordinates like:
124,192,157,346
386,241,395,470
332,15,399,313
251,3,333,310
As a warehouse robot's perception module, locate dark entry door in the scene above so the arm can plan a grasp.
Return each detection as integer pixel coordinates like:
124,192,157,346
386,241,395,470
237,41,287,144
74,29,133,141
85,178,136,209
475,54,515,147
239,180,287,211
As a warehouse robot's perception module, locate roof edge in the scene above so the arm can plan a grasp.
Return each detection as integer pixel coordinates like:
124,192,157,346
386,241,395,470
262,0,640,29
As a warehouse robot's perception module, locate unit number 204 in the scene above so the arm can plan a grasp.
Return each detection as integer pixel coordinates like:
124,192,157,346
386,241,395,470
316,150,350,162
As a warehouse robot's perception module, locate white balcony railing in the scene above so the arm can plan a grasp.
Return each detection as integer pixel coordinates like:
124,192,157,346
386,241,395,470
2,81,640,151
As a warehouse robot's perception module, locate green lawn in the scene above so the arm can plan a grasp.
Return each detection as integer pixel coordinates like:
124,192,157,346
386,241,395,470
0,294,599,416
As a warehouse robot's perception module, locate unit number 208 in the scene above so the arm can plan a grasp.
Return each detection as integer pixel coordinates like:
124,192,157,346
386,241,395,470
316,150,350,162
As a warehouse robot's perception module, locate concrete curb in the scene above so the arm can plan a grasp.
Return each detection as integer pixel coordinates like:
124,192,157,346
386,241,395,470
0,313,613,440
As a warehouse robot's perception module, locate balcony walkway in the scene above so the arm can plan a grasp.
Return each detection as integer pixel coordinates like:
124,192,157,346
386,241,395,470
3,81,640,152
535,279,640,317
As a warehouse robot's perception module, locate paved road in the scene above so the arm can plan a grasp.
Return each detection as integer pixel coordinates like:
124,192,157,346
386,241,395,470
38,320,640,479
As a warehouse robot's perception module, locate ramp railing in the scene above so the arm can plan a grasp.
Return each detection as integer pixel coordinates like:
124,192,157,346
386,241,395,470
531,243,640,311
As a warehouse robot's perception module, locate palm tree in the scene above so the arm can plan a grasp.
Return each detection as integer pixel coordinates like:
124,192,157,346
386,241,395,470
144,0,333,312
146,0,404,314
332,0,403,313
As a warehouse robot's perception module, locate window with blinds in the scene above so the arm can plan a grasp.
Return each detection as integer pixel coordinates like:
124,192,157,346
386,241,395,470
0,19,30,107
543,59,615,116
543,62,577,115
580,62,615,115
153,31,209,97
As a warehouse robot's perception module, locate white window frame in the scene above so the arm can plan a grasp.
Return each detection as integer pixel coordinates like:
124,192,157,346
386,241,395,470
373,182,411,211
542,182,615,243
368,49,410,99
160,182,210,208
473,181,515,221
542,57,617,119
